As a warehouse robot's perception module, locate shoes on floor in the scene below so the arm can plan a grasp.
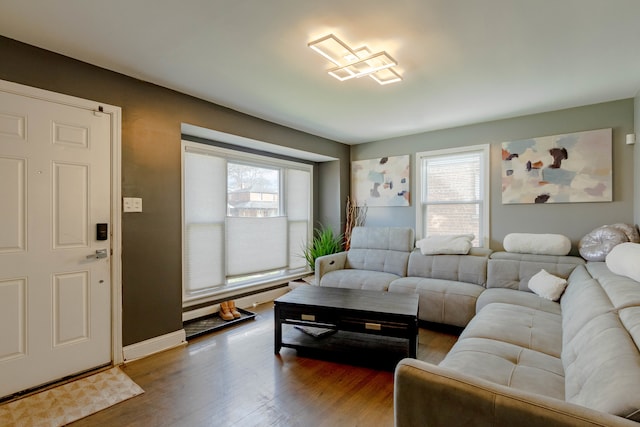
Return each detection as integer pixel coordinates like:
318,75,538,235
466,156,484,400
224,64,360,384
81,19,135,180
219,301,235,321
219,300,242,321
228,300,241,319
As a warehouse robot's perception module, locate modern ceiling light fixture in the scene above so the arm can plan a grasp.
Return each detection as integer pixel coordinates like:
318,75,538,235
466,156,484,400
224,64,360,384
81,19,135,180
308,34,402,85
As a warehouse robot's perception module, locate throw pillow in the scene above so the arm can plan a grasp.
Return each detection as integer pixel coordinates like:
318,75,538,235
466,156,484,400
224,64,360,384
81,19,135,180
528,269,567,301
415,234,474,255
579,225,628,261
606,242,640,282
504,233,571,256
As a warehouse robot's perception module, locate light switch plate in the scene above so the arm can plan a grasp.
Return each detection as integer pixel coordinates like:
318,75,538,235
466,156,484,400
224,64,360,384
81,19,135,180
123,197,142,212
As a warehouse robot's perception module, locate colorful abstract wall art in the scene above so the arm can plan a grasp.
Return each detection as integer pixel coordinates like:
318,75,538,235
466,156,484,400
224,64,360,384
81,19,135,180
351,155,410,206
501,128,612,204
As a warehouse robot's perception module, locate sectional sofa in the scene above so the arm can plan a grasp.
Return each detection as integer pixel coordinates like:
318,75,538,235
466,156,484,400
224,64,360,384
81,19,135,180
315,226,492,327
314,226,640,426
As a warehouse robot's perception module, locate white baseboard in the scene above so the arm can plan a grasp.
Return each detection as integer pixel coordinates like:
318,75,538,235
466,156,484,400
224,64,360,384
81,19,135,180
182,286,290,322
122,329,186,363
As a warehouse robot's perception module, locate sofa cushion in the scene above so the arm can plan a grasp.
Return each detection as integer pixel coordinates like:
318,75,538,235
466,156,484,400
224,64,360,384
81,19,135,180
389,277,484,327
487,252,584,291
620,307,640,354
407,248,491,286
345,248,410,277
560,266,614,346
460,303,562,358
562,311,640,420
440,337,565,400
350,226,414,252
318,269,400,291
476,288,561,315
561,279,613,346
586,262,640,309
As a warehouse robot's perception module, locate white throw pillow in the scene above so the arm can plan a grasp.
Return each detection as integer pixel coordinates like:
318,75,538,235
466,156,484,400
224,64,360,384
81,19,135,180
528,269,567,301
504,233,571,256
415,234,474,255
606,242,640,282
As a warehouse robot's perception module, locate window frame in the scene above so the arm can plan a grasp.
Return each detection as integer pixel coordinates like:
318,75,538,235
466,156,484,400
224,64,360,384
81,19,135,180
415,144,490,248
181,139,313,306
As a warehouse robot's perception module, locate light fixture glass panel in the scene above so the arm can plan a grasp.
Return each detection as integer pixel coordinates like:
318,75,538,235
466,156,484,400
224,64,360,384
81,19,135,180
328,68,357,81
370,67,403,85
307,34,354,66
328,52,397,81
352,47,372,60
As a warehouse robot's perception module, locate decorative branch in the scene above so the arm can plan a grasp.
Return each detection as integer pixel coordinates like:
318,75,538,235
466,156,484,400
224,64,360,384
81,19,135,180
344,196,367,250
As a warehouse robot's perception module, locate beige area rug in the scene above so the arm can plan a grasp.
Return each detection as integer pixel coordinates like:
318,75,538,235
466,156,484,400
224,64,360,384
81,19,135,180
0,367,144,427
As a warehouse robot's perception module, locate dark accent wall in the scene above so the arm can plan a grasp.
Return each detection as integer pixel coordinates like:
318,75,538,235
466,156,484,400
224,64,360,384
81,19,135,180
352,99,636,254
0,36,350,346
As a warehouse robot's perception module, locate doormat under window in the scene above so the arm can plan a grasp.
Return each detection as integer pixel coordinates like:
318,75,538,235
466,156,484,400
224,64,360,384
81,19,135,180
183,308,256,339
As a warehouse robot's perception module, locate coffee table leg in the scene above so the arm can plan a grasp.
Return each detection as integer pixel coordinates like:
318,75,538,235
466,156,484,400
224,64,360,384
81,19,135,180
274,304,282,354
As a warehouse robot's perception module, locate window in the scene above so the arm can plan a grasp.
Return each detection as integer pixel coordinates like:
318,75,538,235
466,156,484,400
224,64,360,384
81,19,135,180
416,144,490,247
182,140,312,304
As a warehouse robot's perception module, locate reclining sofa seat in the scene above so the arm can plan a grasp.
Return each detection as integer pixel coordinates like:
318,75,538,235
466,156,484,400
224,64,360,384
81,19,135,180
388,247,492,327
315,226,414,291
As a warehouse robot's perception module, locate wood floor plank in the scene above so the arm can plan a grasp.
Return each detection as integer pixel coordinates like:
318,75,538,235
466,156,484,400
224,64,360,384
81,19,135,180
69,301,459,427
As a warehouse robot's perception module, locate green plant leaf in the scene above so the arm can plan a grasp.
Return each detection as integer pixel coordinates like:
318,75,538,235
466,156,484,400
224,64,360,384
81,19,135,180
301,225,344,271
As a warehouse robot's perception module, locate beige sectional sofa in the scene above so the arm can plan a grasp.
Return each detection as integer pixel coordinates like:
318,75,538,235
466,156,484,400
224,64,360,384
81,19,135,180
395,254,640,426
315,226,640,425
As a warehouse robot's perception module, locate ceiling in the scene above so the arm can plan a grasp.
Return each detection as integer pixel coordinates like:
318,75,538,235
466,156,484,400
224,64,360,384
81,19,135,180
1,0,639,144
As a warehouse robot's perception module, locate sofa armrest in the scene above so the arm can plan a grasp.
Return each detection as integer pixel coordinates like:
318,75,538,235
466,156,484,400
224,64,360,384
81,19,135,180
394,358,637,427
315,251,348,285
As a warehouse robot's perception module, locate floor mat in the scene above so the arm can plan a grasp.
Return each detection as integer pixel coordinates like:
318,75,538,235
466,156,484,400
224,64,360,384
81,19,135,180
0,367,144,427
184,308,256,339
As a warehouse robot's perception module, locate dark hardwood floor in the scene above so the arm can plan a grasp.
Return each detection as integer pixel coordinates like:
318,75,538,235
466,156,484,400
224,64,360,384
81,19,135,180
70,302,459,427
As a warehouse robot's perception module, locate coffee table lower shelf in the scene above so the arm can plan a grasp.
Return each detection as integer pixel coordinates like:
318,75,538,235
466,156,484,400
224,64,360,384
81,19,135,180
280,324,411,370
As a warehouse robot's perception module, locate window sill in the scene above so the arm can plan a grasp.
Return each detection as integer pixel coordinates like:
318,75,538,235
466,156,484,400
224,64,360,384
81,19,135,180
182,271,311,309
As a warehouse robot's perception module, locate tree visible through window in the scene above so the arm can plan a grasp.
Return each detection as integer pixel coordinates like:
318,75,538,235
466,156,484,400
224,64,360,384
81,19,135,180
227,163,280,217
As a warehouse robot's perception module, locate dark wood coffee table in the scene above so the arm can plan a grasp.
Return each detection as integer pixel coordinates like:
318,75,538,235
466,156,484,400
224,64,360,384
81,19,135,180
274,286,419,363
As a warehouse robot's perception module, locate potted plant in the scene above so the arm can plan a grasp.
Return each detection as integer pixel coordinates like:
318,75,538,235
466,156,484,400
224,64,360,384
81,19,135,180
302,225,344,273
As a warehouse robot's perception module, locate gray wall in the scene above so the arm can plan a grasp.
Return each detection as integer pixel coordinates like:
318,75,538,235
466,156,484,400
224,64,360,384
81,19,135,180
353,99,636,254
0,36,350,346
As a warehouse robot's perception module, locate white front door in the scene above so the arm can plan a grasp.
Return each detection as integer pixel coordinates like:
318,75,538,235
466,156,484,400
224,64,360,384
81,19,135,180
0,88,112,397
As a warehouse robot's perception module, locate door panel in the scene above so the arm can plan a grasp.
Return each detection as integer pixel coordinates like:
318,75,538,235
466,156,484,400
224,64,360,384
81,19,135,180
0,89,112,397
0,278,26,362
53,271,89,346
53,162,89,248
0,157,26,252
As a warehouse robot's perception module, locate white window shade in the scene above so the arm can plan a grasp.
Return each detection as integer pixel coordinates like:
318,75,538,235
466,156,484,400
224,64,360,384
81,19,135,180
424,153,481,203
286,169,310,220
185,223,224,292
184,151,226,295
287,169,310,269
288,220,308,269
184,151,226,222
226,216,288,276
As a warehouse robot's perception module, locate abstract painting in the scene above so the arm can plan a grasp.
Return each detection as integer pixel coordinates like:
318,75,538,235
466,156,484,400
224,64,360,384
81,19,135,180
351,155,410,206
502,128,612,204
